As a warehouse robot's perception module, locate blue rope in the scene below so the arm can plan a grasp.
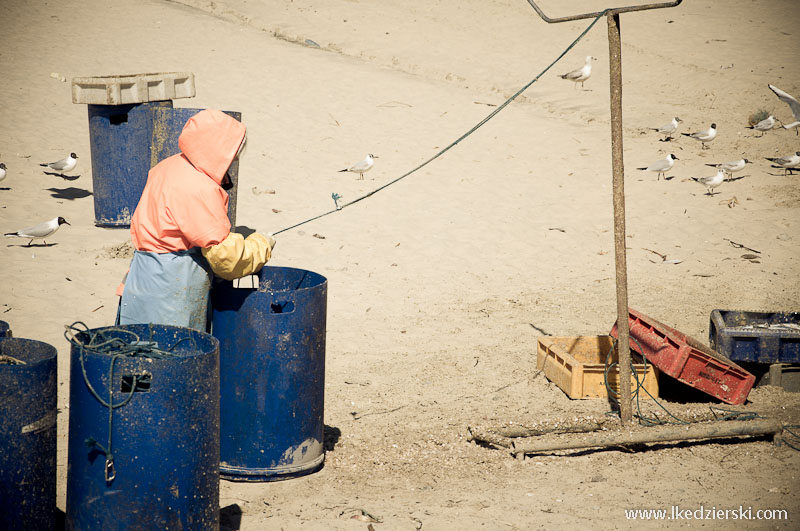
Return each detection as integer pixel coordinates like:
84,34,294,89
603,337,764,427
784,425,800,451
273,10,607,235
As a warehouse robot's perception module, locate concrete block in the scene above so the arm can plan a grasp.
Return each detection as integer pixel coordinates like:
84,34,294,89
71,72,195,105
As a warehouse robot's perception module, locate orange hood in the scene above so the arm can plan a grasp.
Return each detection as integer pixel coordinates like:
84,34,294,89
178,109,246,185
130,109,245,253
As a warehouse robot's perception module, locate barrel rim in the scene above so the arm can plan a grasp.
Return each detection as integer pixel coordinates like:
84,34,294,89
255,265,328,293
0,337,57,369
220,453,325,481
69,323,219,359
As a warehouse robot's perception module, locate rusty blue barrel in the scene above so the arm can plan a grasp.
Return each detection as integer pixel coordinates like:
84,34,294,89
211,266,327,481
65,324,219,530
87,101,173,227
87,104,241,228
0,338,58,531
0,320,10,338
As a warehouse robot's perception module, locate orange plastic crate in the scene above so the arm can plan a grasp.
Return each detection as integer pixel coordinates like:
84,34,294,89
537,335,659,400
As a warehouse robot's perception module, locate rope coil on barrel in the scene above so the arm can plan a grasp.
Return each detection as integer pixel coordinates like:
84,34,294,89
64,322,197,483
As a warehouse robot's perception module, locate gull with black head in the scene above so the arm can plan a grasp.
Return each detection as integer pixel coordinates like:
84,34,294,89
5,217,70,246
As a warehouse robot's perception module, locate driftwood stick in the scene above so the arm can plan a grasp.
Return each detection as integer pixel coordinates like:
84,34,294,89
472,409,756,448
511,419,783,456
494,418,612,438
469,418,615,447
468,429,513,449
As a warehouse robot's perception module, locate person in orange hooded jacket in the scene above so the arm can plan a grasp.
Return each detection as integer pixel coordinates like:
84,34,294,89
118,109,274,331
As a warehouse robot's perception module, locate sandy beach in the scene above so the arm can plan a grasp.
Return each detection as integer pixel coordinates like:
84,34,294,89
2,0,799,529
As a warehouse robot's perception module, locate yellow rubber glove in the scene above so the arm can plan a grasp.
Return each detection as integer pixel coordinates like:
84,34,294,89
201,232,273,280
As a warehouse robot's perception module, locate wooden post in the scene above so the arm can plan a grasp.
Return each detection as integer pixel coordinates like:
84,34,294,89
525,1,682,424
607,12,632,423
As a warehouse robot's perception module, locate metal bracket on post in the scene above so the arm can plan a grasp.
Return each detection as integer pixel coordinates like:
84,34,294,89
524,1,683,423
525,1,682,22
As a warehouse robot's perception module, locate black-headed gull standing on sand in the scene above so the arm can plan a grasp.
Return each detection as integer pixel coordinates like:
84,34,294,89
765,151,800,176
559,56,596,89
40,152,78,174
339,154,377,180
650,117,682,141
637,153,678,180
682,123,717,149
747,115,777,137
704,158,751,181
4,216,70,246
692,168,726,196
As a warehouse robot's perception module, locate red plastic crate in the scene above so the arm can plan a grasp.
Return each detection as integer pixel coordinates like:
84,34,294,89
610,309,755,405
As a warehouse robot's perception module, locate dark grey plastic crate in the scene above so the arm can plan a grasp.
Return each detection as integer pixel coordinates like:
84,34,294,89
709,310,800,363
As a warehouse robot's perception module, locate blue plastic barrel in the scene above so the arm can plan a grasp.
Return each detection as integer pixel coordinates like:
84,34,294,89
88,101,173,227
0,320,10,337
65,324,220,530
0,338,58,531
150,107,241,227
211,266,327,481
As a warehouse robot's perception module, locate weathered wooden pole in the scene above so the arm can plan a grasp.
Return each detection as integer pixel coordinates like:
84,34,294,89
607,11,632,423
525,0,684,423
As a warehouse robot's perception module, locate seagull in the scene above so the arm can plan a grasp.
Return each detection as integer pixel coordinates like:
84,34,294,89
40,152,78,174
0,163,6,183
765,151,800,176
704,158,751,181
681,123,717,149
650,117,682,141
692,168,726,196
559,56,595,89
768,84,800,134
637,153,678,180
746,115,776,137
339,154,377,180
4,217,70,246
